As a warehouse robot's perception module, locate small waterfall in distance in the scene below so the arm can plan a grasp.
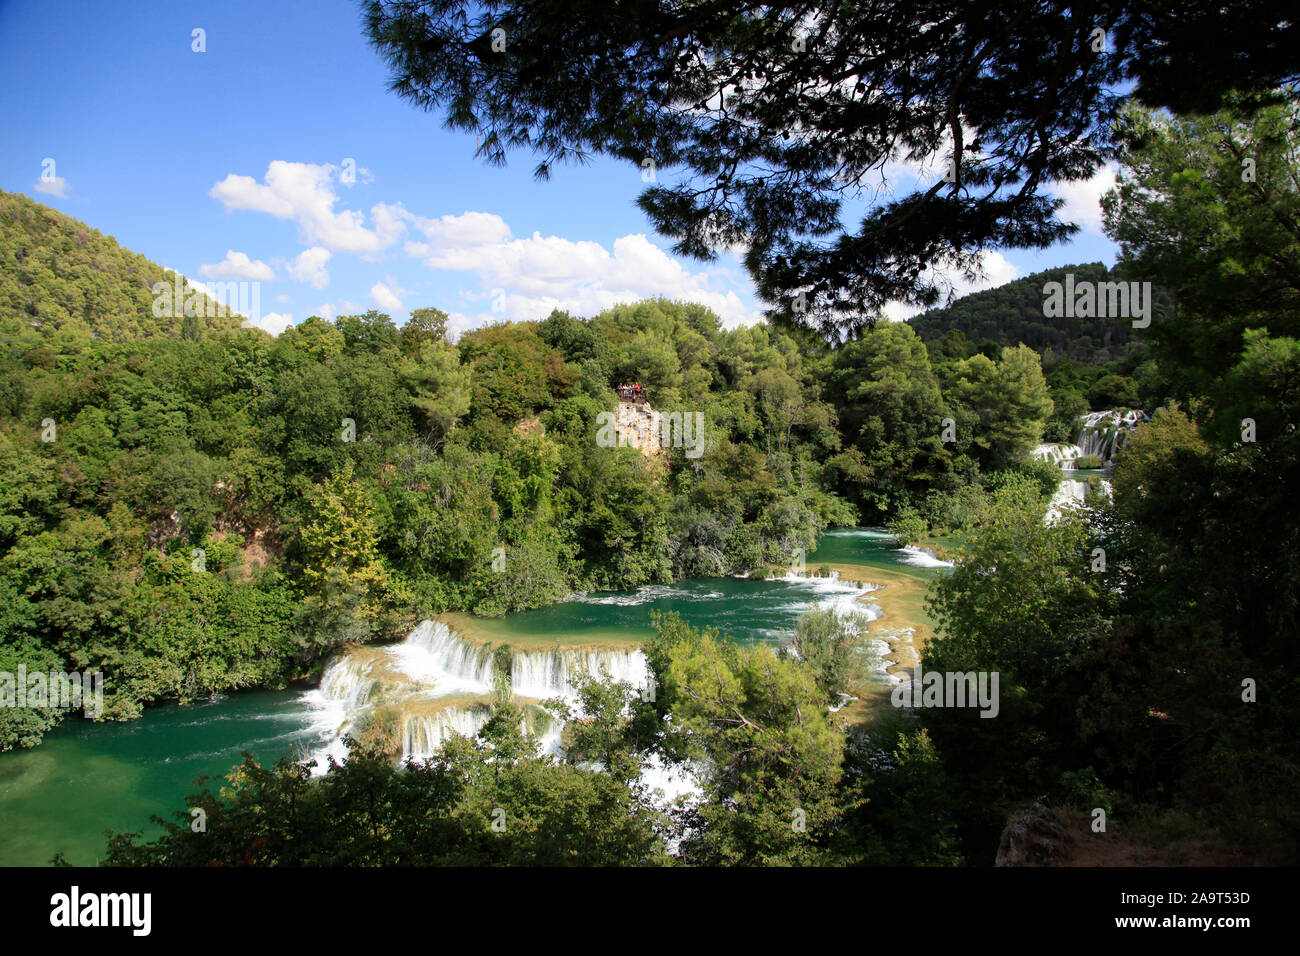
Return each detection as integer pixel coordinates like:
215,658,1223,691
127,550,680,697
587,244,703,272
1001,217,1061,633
1031,442,1083,470
1035,410,1150,470
1075,409,1147,462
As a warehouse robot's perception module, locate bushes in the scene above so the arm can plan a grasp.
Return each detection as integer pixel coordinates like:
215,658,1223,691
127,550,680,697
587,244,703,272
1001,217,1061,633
886,506,927,548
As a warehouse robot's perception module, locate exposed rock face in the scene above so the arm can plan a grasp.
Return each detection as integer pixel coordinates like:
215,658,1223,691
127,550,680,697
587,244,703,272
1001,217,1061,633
995,802,1070,866
615,401,663,455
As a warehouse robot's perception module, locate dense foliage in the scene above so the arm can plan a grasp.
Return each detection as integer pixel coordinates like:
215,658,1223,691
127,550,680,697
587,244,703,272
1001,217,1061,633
908,263,1140,365
0,190,242,344
16,76,1300,869
0,191,1075,752
914,93,1300,862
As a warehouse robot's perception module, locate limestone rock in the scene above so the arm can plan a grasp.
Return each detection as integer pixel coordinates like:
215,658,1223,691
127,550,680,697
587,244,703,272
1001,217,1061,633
995,801,1069,866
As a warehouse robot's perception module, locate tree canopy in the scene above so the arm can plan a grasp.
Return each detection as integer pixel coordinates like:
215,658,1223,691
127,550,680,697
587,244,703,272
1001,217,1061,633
363,0,1300,334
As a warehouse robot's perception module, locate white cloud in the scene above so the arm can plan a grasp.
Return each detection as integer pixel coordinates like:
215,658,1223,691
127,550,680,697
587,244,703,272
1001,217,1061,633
1054,164,1118,235
888,250,1020,322
199,249,275,281
210,161,405,254
251,312,295,336
275,294,291,303
402,209,513,250
33,177,69,199
315,303,336,320
287,246,331,288
370,281,404,312
407,222,762,329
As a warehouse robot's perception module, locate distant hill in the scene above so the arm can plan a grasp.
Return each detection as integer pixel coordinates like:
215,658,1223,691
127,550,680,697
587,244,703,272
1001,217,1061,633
907,262,1141,364
0,189,244,346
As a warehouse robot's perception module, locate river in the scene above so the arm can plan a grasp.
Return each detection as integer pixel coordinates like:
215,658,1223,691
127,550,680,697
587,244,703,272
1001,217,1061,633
0,528,950,866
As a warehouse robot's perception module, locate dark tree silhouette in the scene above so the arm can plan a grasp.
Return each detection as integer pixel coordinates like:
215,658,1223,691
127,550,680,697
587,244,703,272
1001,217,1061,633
362,0,1299,336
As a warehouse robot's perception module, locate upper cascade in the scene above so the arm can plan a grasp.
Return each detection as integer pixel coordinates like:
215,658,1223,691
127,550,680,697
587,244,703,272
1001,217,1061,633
1032,409,1149,468
1075,409,1148,462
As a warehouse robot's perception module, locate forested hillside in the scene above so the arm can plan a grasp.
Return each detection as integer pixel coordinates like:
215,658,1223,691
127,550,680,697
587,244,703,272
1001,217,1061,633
907,263,1141,365
0,189,242,347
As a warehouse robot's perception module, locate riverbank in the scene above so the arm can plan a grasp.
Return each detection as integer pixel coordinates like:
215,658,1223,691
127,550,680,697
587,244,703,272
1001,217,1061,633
800,560,938,728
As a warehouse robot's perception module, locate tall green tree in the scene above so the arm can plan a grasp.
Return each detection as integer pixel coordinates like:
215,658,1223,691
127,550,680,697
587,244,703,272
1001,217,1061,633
949,345,1053,469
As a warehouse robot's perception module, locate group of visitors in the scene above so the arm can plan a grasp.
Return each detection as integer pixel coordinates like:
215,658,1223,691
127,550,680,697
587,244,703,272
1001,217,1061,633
617,382,647,402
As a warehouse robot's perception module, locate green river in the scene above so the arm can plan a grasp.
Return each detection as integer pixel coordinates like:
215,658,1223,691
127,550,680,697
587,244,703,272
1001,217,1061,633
0,528,950,865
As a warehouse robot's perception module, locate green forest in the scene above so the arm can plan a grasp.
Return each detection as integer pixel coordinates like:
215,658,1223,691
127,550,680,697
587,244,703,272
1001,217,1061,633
908,262,1142,365
0,185,1068,753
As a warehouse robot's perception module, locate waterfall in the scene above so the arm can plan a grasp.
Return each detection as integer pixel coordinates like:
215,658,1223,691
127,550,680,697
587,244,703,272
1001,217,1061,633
400,702,566,760
1031,442,1083,469
511,647,650,699
318,653,382,713
1045,476,1113,524
307,620,649,768
401,705,494,759
401,619,496,691
1075,409,1147,462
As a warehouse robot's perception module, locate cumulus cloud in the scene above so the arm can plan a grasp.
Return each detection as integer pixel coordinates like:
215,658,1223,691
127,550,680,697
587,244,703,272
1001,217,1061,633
210,161,405,254
199,249,275,281
403,209,513,250
888,250,1020,322
370,282,404,311
250,312,295,336
1054,164,1118,235
33,176,70,199
287,246,331,288
205,170,766,330
406,218,763,329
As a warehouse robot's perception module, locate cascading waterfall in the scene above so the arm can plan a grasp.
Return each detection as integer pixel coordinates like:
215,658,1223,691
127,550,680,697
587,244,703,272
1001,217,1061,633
307,620,649,768
308,572,886,793
511,647,650,699
318,653,383,714
1045,476,1113,524
400,704,494,759
402,619,496,691
1032,442,1084,469
1075,409,1147,462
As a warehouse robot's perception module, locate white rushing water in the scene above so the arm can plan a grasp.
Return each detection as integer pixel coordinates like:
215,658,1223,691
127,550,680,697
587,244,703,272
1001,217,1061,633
1045,476,1113,524
765,569,884,622
303,572,891,788
1032,442,1084,469
566,584,723,606
1035,410,1148,468
896,545,956,569
512,647,650,699
400,704,566,760
1075,409,1147,461
303,619,652,769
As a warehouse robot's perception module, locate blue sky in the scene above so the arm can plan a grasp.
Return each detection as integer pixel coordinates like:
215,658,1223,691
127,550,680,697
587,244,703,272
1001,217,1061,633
0,0,1119,337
